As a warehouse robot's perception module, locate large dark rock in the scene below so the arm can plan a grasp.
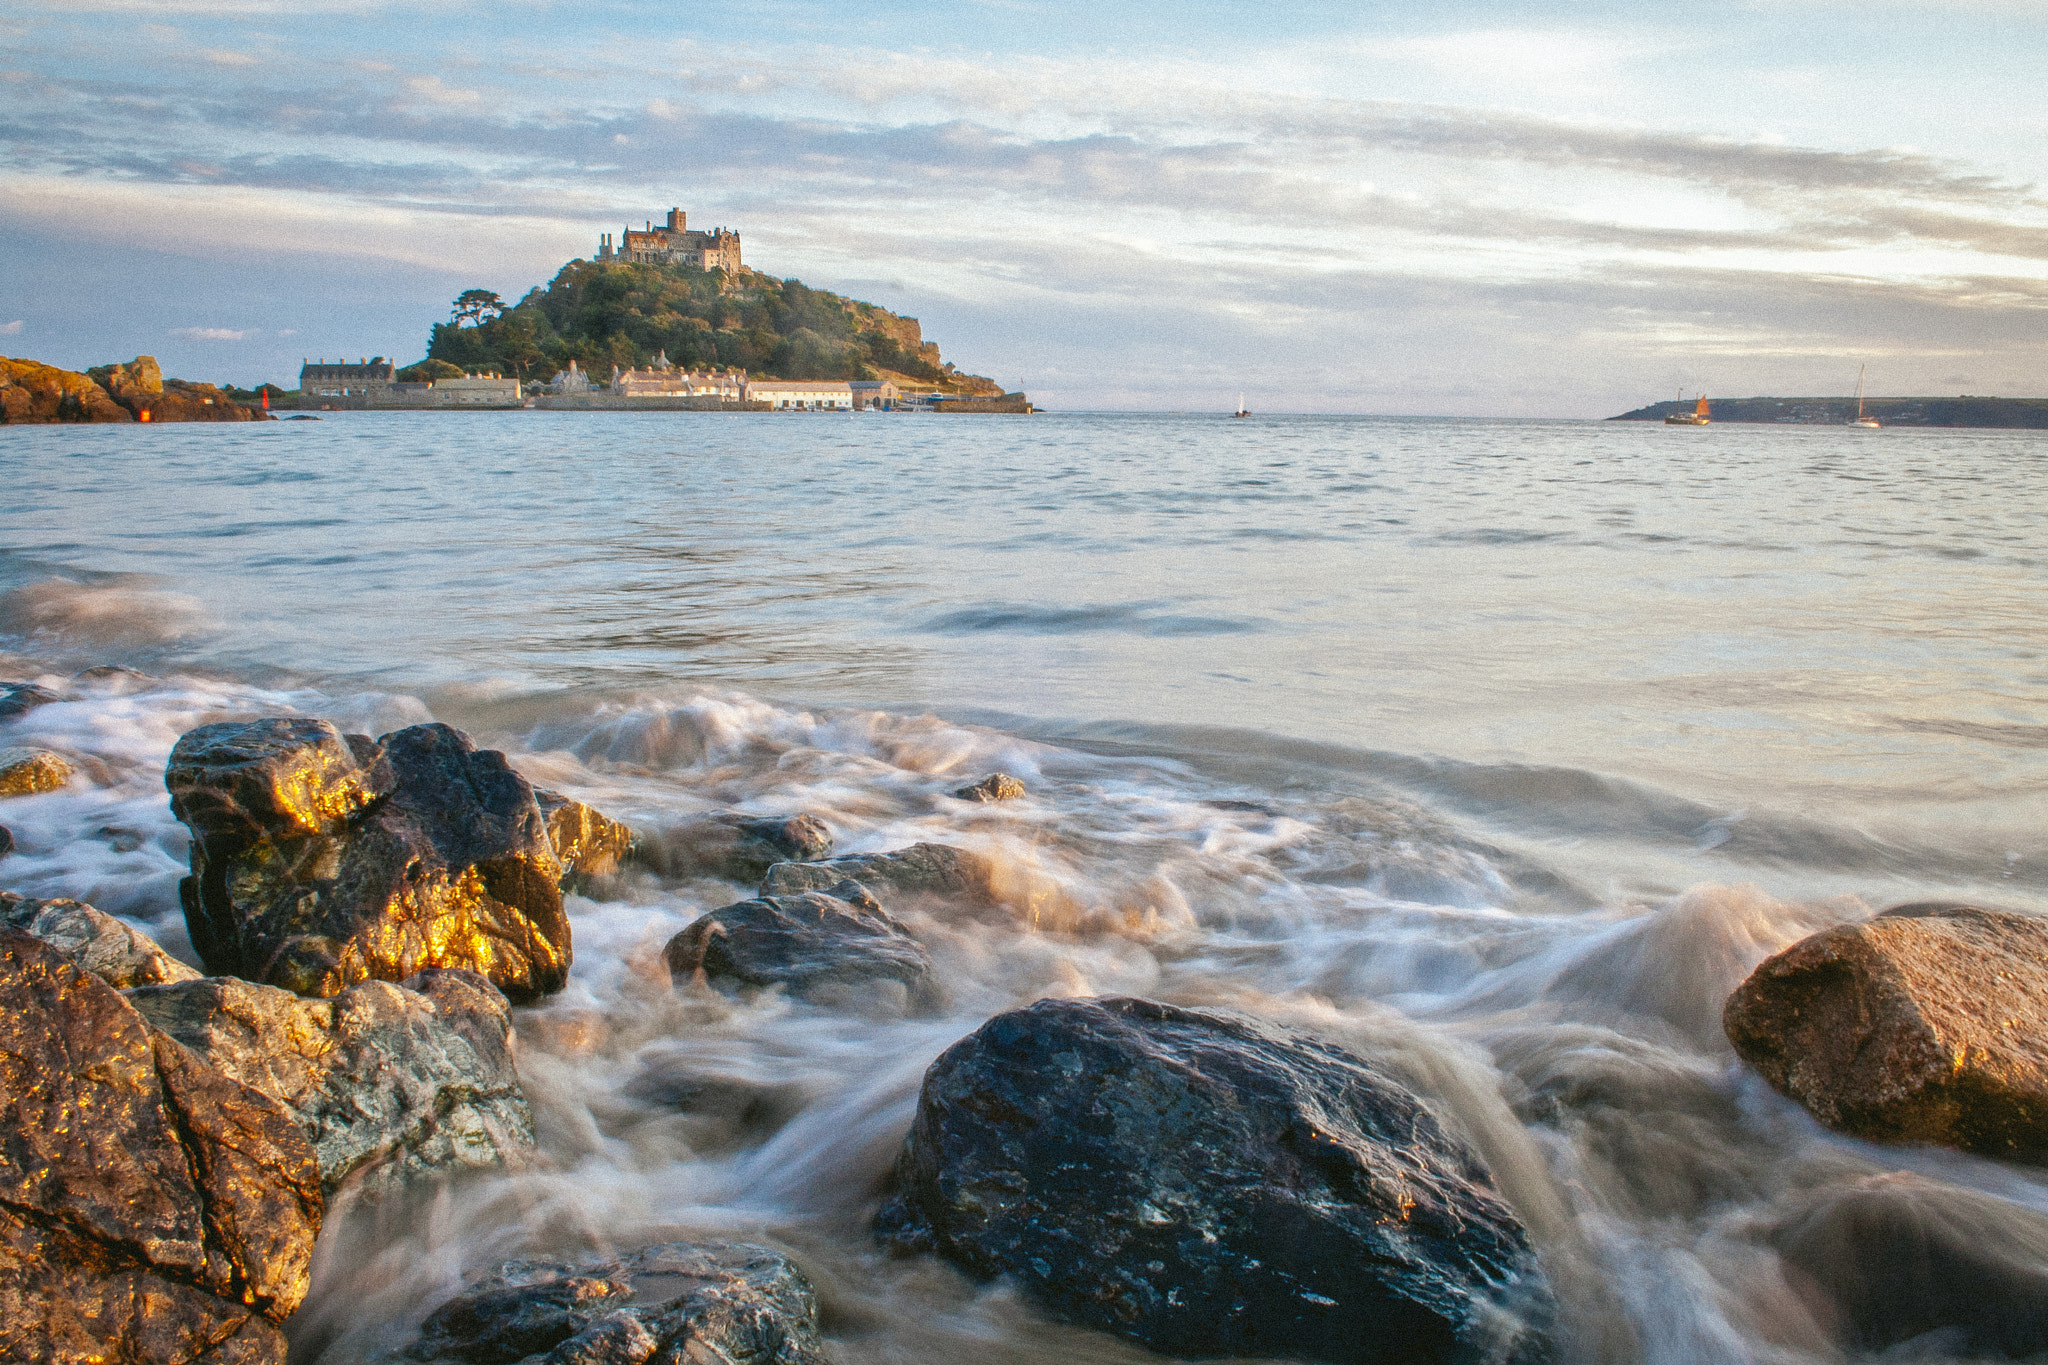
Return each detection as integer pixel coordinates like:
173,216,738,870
759,841,994,906
169,719,571,1001
1767,1171,2048,1357
638,811,833,884
0,928,323,1363
664,880,940,1011
1,890,202,988
879,996,1553,1365
0,680,60,720
408,1240,826,1365
0,824,11,860
533,788,635,892
1724,902,2048,1160
130,968,535,1196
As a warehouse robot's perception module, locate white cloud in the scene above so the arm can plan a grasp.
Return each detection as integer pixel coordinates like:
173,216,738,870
171,325,256,339
0,320,23,334
201,48,260,66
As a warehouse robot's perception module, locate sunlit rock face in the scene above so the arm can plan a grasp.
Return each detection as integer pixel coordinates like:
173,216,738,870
1725,902,2048,1160
1,891,202,989
532,787,636,892
879,996,1555,1365
169,719,571,1002
0,745,74,796
130,967,535,1197
0,928,323,1364
408,1241,827,1365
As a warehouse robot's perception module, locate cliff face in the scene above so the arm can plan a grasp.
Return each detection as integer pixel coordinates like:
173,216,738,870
0,357,133,423
91,356,266,422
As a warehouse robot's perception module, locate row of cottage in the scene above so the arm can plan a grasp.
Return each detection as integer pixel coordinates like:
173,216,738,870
298,357,908,410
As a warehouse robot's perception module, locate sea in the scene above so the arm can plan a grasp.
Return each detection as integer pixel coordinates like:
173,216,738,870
3,411,2046,1363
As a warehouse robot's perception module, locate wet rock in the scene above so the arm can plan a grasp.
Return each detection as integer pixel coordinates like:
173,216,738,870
0,679,61,720
408,1240,826,1365
169,718,571,1001
0,824,10,860
664,880,940,1011
638,811,833,884
951,772,1026,802
1767,1171,2048,1357
1724,902,2048,1160
1,890,202,988
759,840,994,906
878,996,1554,1365
129,967,535,1196
534,788,636,890
0,927,322,1363
0,744,75,796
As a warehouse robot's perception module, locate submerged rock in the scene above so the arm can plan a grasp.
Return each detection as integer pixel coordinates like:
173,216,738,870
533,788,636,890
1724,902,2048,1160
879,996,1553,1365
759,840,995,906
1768,1171,2048,1357
951,772,1027,802
0,745,74,796
0,928,323,1363
408,1240,826,1365
0,890,202,988
169,718,571,1001
129,967,535,1196
0,680,61,720
664,880,940,1011
638,811,833,884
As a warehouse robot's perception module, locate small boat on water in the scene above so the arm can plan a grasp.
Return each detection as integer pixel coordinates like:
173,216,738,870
1665,392,1711,425
1231,394,1250,418
1849,365,1881,428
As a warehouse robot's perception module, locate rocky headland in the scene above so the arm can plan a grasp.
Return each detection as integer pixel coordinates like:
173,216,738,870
1,354,270,423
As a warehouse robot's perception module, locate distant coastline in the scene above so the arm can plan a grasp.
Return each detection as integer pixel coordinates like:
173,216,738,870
1611,396,2048,428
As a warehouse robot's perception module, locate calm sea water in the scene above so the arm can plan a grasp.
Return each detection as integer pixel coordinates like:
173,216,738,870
4,412,2047,1362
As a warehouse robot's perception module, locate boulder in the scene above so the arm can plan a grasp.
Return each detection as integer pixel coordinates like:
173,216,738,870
879,996,1553,1365
0,928,322,1363
1767,1171,2048,1356
951,772,1027,803
638,811,832,884
1724,902,2048,1160
0,824,10,860
408,1240,827,1365
0,680,61,720
169,719,571,1001
0,891,203,988
130,968,534,1196
0,356,132,423
0,745,74,796
664,880,940,1011
533,788,636,890
759,841,994,906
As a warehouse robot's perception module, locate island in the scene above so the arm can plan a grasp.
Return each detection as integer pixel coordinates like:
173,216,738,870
1610,396,2048,428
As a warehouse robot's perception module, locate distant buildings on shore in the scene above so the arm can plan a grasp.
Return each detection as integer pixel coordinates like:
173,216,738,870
298,358,522,409
299,355,915,411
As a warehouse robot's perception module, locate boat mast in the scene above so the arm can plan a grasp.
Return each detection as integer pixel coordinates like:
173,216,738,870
1856,364,1867,421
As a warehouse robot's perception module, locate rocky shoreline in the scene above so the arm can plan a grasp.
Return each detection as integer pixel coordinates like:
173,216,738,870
1,354,270,424
6,677,2048,1362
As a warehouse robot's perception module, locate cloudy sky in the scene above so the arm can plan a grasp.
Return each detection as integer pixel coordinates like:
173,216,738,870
2,0,2044,413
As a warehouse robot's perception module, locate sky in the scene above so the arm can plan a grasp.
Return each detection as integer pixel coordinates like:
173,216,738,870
1,0,2044,414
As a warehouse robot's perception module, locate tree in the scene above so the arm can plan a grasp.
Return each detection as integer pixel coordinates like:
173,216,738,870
451,289,505,327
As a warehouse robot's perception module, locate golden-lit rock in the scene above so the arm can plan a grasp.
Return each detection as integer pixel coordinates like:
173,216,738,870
1724,902,2048,1160
170,719,572,1002
0,891,201,989
0,745,74,796
0,356,132,423
0,928,322,1363
533,787,636,890
951,772,1027,802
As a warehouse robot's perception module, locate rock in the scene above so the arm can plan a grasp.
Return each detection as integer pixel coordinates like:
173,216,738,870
0,825,10,860
759,841,995,906
169,718,571,1001
1724,902,2048,1160
664,880,940,1011
879,996,1553,1365
0,745,75,796
951,772,1026,802
638,811,833,884
0,356,133,423
129,967,534,1196
0,928,322,1363
0,679,61,720
408,1240,826,1365
1767,1171,2048,1356
0,890,202,988
534,788,636,890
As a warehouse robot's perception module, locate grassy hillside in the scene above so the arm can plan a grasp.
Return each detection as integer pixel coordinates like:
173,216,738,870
417,260,999,394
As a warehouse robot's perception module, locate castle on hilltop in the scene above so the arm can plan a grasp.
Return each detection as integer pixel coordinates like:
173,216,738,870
598,208,742,273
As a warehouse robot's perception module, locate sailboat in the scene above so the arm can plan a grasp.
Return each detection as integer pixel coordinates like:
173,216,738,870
1232,394,1250,418
1664,391,1711,425
1849,365,1881,428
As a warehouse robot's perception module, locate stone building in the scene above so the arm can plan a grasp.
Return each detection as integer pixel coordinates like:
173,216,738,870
547,360,592,395
611,355,746,401
849,379,900,410
598,208,742,274
300,358,395,401
745,379,854,411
